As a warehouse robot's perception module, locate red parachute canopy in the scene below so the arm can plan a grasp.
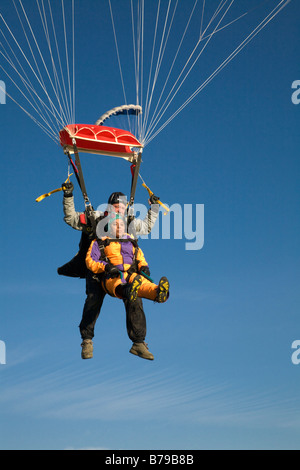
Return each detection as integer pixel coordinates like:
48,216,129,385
59,124,143,161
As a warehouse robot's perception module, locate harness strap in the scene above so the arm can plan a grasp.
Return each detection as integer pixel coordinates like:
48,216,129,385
96,238,139,276
129,152,142,207
97,240,109,264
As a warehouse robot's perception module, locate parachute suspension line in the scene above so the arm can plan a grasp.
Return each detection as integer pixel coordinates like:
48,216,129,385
0,82,58,144
0,60,59,143
144,0,292,147
0,7,65,138
137,0,144,141
38,0,75,125
43,0,76,124
61,0,73,125
199,0,206,39
141,0,230,143
11,0,61,127
139,0,161,144
141,0,196,144
72,0,75,124
38,0,72,125
0,0,75,141
140,0,179,144
200,0,264,44
141,0,213,143
0,38,59,142
199,12,249,43
108,0,131,133
35,0,72,128
130,0,138,138
34,0,65,130
143,0,291,146
144,0,235,145
130,0,145,140
14,0,70,125
134,1,141,108
0,13,58,138
44,0,75,125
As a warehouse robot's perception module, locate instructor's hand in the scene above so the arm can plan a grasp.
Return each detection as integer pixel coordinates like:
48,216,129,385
62,181,74,197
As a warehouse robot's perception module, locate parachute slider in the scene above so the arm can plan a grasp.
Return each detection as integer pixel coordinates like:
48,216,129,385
59,124,143,161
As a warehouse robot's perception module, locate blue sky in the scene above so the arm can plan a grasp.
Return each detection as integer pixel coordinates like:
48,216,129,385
0,0,300,450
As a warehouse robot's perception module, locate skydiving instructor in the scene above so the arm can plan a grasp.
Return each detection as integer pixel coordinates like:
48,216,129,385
58,183,160,361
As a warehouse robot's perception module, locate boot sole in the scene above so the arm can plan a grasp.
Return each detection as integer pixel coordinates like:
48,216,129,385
81,354,93,360
129,347,154,361
129,275,143,302
157,277,170,303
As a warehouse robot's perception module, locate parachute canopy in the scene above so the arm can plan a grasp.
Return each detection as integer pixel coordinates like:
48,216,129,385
96,104,142,126
59,124,143,161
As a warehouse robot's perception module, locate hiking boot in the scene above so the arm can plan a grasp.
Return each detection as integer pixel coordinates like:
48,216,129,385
81,339,93,360
156,277,170,303
124,275,143,302
129,342,154,361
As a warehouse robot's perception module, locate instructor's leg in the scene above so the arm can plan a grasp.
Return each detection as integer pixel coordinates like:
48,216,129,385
123,297,147,344
79,271,106,340
124,297,154,361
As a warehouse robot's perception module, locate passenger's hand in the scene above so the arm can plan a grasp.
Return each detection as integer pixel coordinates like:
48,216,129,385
140,266,151,277
105,264,120,279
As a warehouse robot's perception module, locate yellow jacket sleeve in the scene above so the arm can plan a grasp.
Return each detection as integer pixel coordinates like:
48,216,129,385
136,247,148,271
85,240,107,274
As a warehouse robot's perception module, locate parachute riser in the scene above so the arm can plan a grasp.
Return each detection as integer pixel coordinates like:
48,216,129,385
63,139,91,209
127,150,142,238
64,140,97,236
64,146,81,191
129,151,142,207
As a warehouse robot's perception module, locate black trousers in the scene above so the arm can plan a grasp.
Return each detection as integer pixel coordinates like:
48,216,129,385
79,270,147,343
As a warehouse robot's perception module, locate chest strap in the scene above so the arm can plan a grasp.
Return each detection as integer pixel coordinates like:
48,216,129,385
97,238,139,274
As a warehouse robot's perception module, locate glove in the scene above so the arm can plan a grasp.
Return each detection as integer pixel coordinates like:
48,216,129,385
105,264,120,279
149,193,160,205
62,181,74,198
140,266,151,278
